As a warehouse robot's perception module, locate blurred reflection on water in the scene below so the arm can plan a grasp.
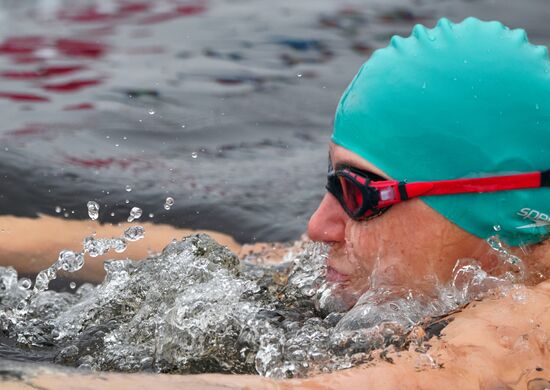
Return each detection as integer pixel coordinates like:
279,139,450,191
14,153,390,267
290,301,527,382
0,0,549,242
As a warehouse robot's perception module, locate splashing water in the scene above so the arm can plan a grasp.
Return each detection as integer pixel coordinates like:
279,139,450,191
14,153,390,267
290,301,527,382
164,197,174,210
0,231,529,378
87,201,99,221
127,207,143,223
124,226,145,241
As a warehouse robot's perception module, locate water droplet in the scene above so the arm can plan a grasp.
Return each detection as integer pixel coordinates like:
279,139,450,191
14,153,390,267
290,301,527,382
191,152,198,159
535,103,540,110
125,185,132,192
110,238,127,253
297,74,303,78
124,226,145,242
55,206,62,213
70,282,76,289
422,82,426,89
63,212,69,218
83,236,110,257
148,109,155,115
493,225,502,232
127,207,142,222
148,213,154,218
164,197,174,210
18,278,32,290
181,124,186,128
125,199,130,204
34,268,56,292
110,212,115,217
87,201,99,221
58,250,85,272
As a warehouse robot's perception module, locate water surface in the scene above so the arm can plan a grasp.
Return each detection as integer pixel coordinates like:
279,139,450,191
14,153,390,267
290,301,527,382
1,0,549,242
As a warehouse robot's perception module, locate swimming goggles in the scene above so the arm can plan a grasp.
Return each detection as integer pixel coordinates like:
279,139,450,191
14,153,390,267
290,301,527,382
326,160,550,221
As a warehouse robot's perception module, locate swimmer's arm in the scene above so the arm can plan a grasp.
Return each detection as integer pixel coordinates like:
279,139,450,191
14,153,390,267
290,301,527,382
0,215,240,283
281,281,550,389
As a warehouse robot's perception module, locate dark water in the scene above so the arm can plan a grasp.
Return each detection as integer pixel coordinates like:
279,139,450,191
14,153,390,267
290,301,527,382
0,0,550,242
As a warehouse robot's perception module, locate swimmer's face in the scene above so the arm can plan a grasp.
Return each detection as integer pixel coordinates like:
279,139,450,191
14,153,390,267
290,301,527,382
307,143,493,309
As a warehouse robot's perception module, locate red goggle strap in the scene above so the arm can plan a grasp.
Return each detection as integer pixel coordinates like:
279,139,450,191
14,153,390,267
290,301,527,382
404,170,550,199
367,170,550,209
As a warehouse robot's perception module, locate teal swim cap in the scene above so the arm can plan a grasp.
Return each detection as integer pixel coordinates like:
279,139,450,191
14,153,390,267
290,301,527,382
333,17,550,246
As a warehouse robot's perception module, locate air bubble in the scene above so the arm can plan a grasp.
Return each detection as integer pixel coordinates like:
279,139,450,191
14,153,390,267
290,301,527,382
191,152,198,159
125,185,132,192
87,201,99,221
55,206,62,213
148,109,155,115
70,282,76,289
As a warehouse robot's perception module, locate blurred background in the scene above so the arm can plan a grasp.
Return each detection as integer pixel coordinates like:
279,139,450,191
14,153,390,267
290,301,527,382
0,0,548,244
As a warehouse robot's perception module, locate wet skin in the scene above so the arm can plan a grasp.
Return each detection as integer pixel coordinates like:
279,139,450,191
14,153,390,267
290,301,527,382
307,142,545,309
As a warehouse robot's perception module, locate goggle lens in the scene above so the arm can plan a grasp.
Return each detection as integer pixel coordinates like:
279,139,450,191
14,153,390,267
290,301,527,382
326,159,391,220
339,176,363,215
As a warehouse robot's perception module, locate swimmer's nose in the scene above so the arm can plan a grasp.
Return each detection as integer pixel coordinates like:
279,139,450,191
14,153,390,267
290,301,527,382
307,193,347,243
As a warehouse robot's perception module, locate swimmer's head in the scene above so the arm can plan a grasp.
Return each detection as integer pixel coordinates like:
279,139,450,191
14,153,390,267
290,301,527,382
332,17,550,247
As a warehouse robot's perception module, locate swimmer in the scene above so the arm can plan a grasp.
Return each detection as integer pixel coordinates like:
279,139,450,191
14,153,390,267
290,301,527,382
308,16,550,309
300,16,550,387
